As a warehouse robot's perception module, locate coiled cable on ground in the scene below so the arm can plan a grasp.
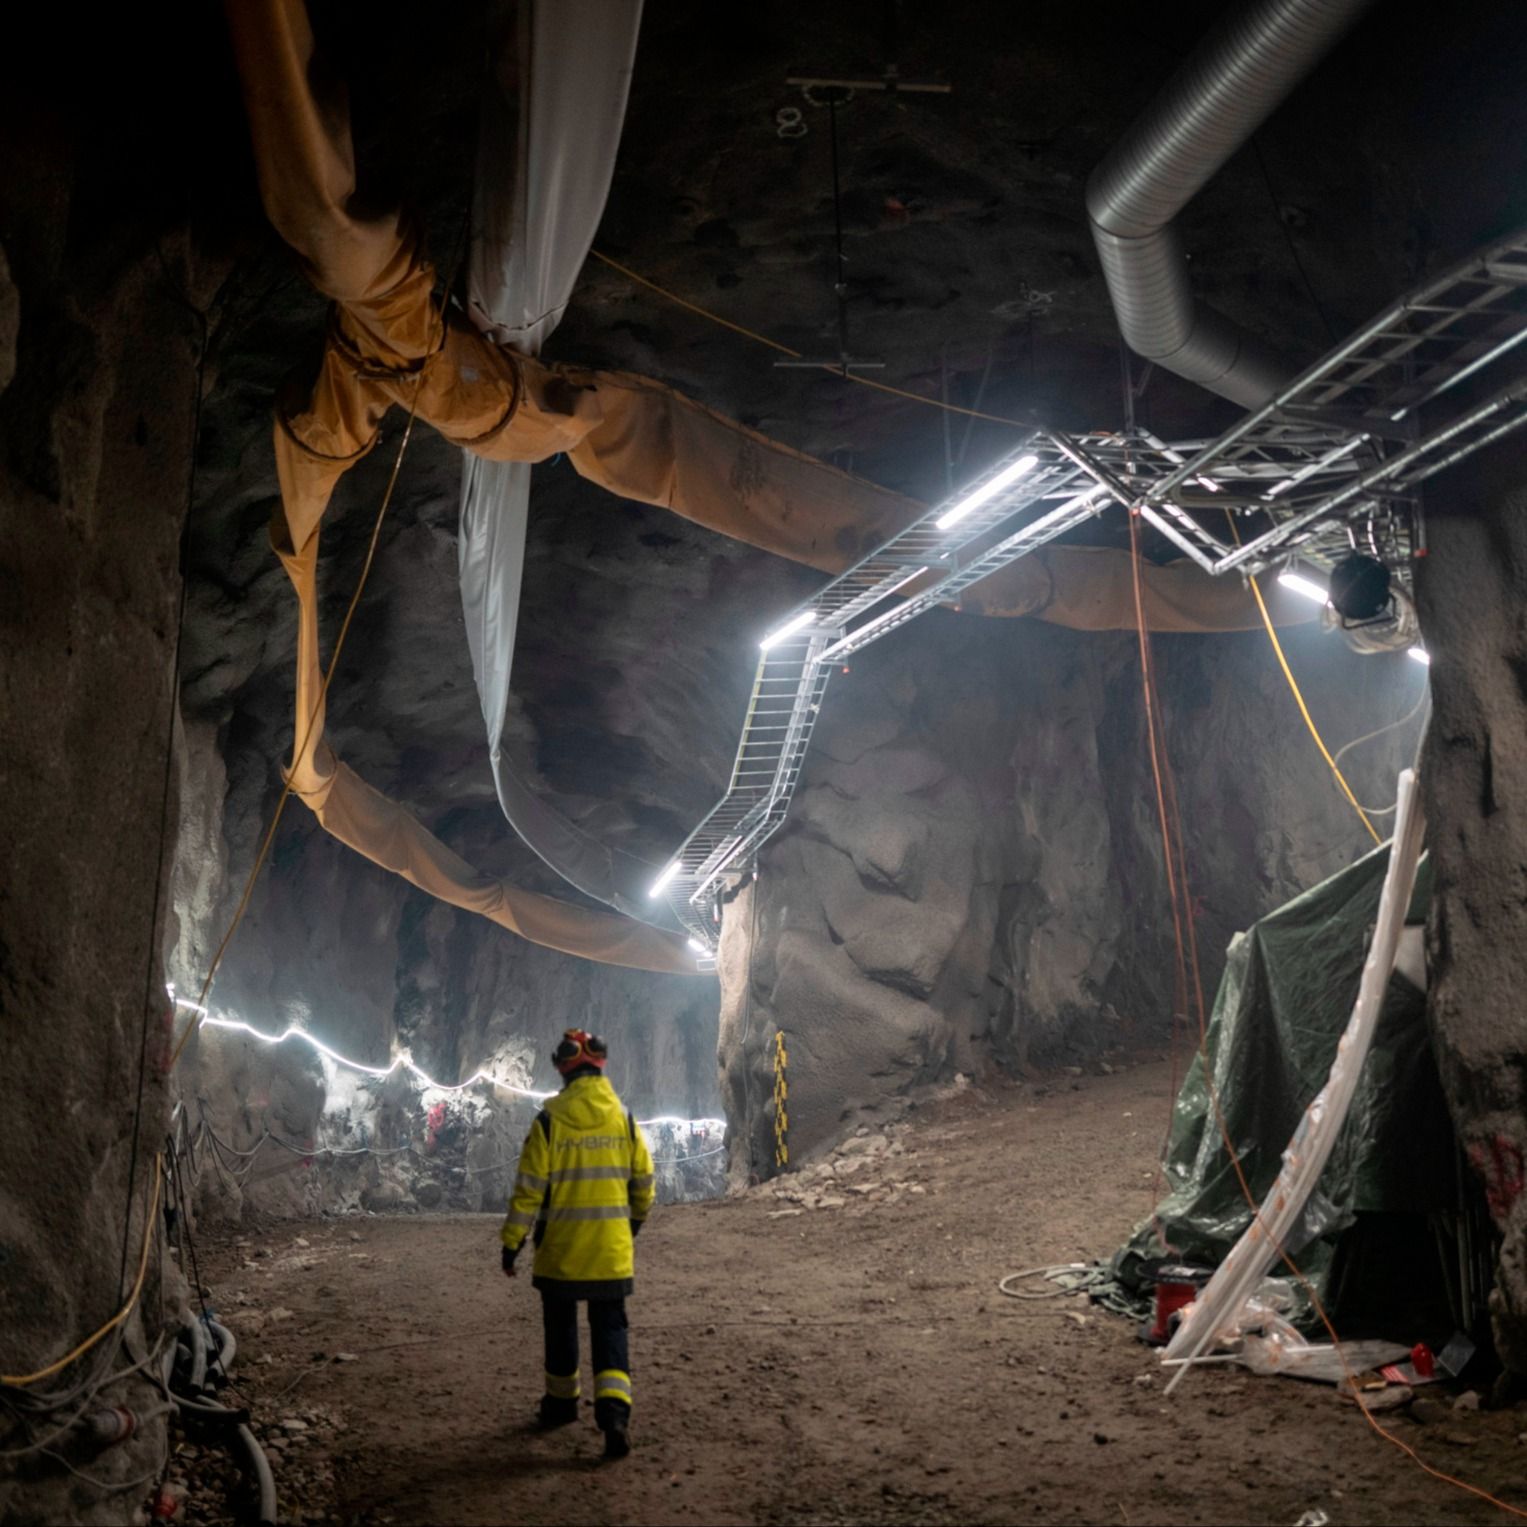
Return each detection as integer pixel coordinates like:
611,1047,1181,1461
997,1263,1102,1300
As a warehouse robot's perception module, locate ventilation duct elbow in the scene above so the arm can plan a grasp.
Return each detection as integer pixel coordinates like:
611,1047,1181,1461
1087,0,1378,407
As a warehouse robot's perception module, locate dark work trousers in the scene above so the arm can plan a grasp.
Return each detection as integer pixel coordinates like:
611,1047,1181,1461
540,1294,631,1426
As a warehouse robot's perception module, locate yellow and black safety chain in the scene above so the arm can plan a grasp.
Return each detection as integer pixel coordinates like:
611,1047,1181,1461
772,1030,789,1170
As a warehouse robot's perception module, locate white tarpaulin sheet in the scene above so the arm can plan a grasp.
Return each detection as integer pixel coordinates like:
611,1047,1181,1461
459,0,658,921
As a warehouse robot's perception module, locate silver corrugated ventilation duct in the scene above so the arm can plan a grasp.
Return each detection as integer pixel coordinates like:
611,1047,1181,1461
1087,0,1378,408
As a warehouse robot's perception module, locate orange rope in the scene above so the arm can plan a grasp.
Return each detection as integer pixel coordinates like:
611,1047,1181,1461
1128,518,1525,1520
587,248,1037,430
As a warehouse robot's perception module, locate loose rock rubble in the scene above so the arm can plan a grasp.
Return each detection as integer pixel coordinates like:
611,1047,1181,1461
167,1401,347,1527
762,1122,923,1213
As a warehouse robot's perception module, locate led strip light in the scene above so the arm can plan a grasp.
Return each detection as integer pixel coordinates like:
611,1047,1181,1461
174,996,726,1132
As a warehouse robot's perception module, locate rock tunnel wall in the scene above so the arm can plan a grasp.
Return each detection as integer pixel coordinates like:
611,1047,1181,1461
718,609,1426,1184
167,736,723,1218
1418,459,1527,1374
0,13,228,1512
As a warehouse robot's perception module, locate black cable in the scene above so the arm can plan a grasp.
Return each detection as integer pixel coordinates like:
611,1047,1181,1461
167,1143,248,1405
1251,138,1338,346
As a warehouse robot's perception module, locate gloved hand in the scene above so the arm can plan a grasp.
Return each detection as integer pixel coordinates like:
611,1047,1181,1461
501,1246,518,1278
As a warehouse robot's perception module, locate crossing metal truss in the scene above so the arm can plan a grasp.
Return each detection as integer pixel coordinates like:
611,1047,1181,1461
1134,228,1527,581
657,228,1527,960
656,429,1140,954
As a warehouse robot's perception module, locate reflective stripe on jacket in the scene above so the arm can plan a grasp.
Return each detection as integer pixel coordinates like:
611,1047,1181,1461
500,1075,656,1294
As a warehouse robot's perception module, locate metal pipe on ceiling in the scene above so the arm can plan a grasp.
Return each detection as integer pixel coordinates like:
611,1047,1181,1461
1087,0,1378,408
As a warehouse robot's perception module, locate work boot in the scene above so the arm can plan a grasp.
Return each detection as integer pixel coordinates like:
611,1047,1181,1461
536,1395,579,1429
602,1417,631,1461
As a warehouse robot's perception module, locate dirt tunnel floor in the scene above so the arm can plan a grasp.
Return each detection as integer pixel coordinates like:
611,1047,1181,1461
182,1061,1527,1526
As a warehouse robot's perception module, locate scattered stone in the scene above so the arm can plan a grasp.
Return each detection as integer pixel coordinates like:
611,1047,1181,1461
294,1237,310,1248
1453,1390,1482,1412
768,1208,804,1220
815,1196,847,1209
1353,1385,1413,1414
413,1180,444,1208
333,1352,360,1363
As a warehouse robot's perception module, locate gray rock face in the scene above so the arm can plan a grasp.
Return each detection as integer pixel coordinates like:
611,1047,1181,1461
1418,461,1527,1373
0,186,214,1527
720,611,1425,1181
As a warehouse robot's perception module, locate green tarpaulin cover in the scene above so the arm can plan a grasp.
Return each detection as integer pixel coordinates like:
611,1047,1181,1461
1111,842,1455,1327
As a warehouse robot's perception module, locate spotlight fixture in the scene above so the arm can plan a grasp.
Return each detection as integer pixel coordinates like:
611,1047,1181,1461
935,453,1038,531
687,937,705,953
1406,647,1431,666
1327,552,1392,625
759,611,817,650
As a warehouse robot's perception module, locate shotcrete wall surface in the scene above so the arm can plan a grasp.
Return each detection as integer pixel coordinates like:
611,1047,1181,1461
719,609,1426,1183
1419,463,1527,1373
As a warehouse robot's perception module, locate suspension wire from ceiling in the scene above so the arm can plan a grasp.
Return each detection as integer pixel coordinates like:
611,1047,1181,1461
954,336,996,469
1250,138,1339,347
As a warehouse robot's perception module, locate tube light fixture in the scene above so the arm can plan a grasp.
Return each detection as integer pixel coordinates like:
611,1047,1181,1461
1277,571,1330,605
686,937,705,953
879,565,928,597
759,610,817,650
936,453,1039,531
648,859,681,898
1406,647,1431,666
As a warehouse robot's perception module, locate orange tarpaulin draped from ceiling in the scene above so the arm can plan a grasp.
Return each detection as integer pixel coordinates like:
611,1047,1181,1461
229,0,1304,975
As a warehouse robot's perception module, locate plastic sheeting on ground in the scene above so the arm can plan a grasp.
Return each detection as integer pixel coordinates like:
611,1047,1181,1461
227,0,1313,972
1109,844,1455,1327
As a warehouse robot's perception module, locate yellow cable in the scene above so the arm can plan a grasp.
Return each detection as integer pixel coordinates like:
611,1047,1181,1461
1222,513,1380,844
588,249,1035,431
1245,573,1382,844
3,1155,163,1388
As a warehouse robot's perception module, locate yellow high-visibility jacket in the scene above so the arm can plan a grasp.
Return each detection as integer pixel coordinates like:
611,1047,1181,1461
501,1074,656,1297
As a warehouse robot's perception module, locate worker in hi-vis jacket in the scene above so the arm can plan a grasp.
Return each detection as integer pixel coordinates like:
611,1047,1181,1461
500,1029,656,1460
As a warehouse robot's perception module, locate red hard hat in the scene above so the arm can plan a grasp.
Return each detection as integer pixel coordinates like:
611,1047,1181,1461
552,1028,607,1075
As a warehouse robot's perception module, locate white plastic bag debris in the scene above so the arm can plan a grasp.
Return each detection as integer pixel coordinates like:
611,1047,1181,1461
1239,1328,1410,1384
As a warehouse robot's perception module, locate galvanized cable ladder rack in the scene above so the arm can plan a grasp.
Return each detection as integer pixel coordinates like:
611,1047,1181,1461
653,228,1527,962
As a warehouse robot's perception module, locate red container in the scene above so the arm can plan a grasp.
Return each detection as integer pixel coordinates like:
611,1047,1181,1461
1141,1261,1214,1346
